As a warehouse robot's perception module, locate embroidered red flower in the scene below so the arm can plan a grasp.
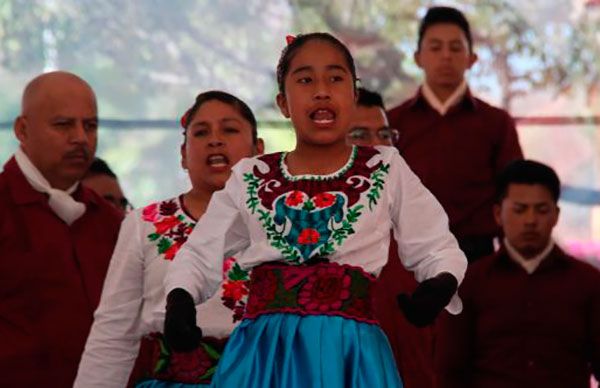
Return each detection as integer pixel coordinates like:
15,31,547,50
223,280,249,301
154,215,181,234
285,190,305,207
159,199,178,216
298,228,320,245
313,192,336,208
164,242,181,261
298,266,351,312
142,203,159,222
222,257,236,276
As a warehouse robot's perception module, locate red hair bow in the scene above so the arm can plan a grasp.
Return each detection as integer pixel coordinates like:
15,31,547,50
285,35,296,45
180,109,191,129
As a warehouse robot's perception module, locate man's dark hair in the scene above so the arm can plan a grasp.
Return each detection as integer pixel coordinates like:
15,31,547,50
417,6,473,52
496,160,561,203
86,157,117,179
357,87,385,110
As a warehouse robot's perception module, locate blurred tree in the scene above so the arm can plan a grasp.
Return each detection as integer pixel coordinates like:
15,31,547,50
557,1,600,107
0,0,288,119
288,0,563,110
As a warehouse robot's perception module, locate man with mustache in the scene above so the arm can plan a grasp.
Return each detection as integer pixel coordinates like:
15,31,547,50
388,6,523,261
0,71,122,387
435,160,600,388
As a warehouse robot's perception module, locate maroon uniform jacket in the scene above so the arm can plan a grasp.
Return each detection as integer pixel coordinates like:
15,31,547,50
436,246,600,388
387,89,523,240
0,157,122,387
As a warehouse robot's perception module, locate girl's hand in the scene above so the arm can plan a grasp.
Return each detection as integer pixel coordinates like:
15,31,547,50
164,288,203,352
397,272,458,327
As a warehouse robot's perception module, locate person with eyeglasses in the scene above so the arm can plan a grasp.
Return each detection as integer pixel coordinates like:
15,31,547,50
347,87,399,147
347,86,437,388
83,157,132,215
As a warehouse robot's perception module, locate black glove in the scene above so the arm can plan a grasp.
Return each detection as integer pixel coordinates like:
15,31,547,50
397,272,458,328
164,288,203,352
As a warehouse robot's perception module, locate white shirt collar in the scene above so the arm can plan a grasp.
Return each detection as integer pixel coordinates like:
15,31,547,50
504,237,555,274
421,80,468,116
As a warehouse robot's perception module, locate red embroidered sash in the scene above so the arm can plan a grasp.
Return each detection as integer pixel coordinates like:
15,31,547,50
244,261,378,324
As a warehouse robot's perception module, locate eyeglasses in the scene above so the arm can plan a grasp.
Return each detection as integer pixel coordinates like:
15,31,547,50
347,126,400,146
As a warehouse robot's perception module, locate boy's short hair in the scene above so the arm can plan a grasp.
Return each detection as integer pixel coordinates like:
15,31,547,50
357,87,385,110
496,160,561,203
418,6,473,52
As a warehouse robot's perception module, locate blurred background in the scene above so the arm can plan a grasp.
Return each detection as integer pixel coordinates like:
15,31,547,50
1,0,600,264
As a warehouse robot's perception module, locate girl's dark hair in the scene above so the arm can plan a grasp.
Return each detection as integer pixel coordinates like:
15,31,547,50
276,32,358,94
181,90,258,144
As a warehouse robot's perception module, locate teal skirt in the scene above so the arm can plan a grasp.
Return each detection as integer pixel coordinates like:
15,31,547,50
136,381,207,388
210,313,403,388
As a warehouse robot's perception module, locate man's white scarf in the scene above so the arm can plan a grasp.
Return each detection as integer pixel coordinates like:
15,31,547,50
15,147,86,225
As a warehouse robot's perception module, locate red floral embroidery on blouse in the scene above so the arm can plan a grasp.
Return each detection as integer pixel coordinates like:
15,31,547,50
297,228,320,245
164,242,182,261
285,190,305,207
142,203,159,222
223,280,249,301
154,215,181,235
144,199,195,261
313,192,336,208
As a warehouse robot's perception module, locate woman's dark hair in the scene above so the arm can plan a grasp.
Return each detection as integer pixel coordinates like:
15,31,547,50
495,159,561,203
181,90,258,144
276,32,358,94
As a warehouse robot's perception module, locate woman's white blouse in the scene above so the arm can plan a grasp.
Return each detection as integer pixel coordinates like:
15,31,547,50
74,196,243,388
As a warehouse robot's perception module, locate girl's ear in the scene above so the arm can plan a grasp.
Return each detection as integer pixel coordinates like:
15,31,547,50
276,93,290,118
254,138,265,155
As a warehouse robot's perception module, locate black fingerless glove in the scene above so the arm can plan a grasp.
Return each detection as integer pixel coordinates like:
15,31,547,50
397,272,458,328
164,288,203,352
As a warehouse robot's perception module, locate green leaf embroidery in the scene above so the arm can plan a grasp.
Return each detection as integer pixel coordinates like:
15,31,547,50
154,356,169,374
201,342,221,360
147,232,160,241
228,263,250,281
199,365,217,380
244,173,262,214
157,238,171,254
302,200,315,211
366,163,390,210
